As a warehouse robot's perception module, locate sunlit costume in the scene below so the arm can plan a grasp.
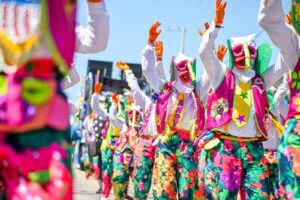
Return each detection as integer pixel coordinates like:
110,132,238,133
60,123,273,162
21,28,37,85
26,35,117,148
142,22,210,199
259,0,300,198
197,0,289,199
92,93,140,200
116,53,166,199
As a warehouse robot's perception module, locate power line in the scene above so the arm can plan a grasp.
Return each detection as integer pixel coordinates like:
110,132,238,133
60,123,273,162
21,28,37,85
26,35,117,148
170,0,205,27
185,2,213,26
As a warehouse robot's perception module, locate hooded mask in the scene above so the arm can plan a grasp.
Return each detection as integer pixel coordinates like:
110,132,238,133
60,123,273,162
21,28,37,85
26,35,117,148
0,0,76,75
170,53,197,92
227,34,272,75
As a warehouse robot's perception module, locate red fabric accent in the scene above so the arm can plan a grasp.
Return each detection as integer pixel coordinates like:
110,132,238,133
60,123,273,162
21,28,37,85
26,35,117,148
16,59,56,80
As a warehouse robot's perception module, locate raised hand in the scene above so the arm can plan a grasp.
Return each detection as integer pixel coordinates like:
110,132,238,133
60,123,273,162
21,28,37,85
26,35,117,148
214,0,227,27
216,44,228,62
94,82,103,94
87,0,103,3
285,11,292,25
116,61,130,71
198,22,210,36
148,21,161,45
111,93,119,104
87,0,103,2
155,41,163,60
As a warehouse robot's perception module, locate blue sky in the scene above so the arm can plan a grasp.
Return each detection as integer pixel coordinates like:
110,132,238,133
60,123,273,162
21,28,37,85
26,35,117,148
65,0,291,102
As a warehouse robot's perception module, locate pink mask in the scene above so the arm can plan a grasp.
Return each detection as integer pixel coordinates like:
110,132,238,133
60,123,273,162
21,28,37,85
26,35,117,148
176,60,192,83
232,44,257,71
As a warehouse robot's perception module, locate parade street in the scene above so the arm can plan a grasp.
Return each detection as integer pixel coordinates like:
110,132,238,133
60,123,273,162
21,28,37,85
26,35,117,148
73,167,154,200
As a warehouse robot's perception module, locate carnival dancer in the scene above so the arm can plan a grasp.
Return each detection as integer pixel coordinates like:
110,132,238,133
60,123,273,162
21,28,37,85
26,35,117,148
92,93,140,200
115,53,166,199
259,1,300,198
82,112,103,181
111,99,142,200
0,0,109,199
197,0,290,199
142,22,210,199
91,92,121,199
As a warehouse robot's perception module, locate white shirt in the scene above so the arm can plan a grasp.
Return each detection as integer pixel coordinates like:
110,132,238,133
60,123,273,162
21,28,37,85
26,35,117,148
75,2,109,54
259,0,299,71
274,73,289,119
124,70,156,136
263,107,281,150
199,21,288,138
61,2,110,90
62,66,80,90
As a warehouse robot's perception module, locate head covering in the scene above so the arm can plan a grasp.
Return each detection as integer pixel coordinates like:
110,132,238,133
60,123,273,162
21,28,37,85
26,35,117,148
0,0,76,75
227,34,272,75
170,53,197,86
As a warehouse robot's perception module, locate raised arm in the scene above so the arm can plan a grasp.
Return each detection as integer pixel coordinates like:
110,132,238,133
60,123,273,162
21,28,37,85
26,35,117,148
116,61,150,111
108,103,124,130
76,0,110,53
274,73,289,119
198,0,227,89
155,41,167,81
91,93,108,119
142,22,165,92
258,0,299,69
263,53,289,89
62,66,80,90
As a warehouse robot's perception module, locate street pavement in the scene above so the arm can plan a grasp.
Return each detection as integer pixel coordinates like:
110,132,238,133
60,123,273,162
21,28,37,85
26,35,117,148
73,167,154,199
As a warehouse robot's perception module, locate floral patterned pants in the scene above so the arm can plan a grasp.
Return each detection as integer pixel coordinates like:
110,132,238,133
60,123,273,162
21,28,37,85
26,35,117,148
198,136,270,200
132,136,156,200
153,133,197,200
101,148,115,198
112,148,134,200
263,149,282,200
278,118,300,199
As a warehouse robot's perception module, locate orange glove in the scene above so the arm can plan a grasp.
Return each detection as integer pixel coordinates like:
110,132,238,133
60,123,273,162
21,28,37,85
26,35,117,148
116,61,130,71
198,22,210,36
155,41,163,60
127,96,134,105
94,82,102,94
111,93,119,104
214,0,227,27
285,11,292,25
216,44,227,62
87,0,103,3
148,21,161,44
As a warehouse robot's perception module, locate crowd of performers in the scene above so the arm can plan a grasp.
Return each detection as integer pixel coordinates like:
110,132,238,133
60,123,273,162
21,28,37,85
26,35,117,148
1,0,300,199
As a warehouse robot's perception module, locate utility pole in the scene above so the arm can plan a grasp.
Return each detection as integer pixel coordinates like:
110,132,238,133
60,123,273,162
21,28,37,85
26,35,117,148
167,26,187,54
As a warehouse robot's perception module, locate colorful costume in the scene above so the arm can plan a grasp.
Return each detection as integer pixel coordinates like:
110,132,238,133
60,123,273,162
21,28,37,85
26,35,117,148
0,0,109,199
111,103,141,200
100,121,120,198
92,94,140,200
82,114,102,179
259,0,300,198
142,33,209,199
198,1,288,198
120,58,165,199
91,94,121,199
